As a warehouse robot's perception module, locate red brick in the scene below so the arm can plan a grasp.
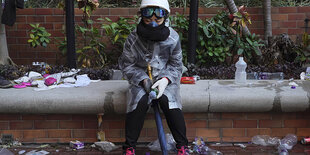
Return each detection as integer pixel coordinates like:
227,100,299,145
186,120,207,128
234,120,257,128
0,122,9,130
107,120,125,129
6,38,16,44
296,112,310,119
37,52,56,59
129,8,139,15
247,128,271,137
248,21,264,29
272,113,297,119
259,120,282,128
0,114,20,120
46,16,64,22
232,137,252,142
54,9,64,15
271,128,296,137
288,14,306,20
247,113,272,120
288,28,304,35
24,130,47,138
171,8,189,15
271,8,279,14
186,128,196,137
93,9,109,15
297,128,310,137
16,16,26,22
0,130,23,139
16,24,32,30
271,14,288,21
35,121,58,129
7,31,27,37
250,14,264,21
22,114,45,120
103,137,125,143
279,7,297,14
47,114,72,120
196,128,219,138
72,114,98,120
16,9,35,15
48,129,71,138
72,129,97,138
284,120,310,128
110,8,129,15
27,16,45,23
209,120,232,128
198,7,222,14
10,121,33,129
247,8,263,14
223,128,245,137
222,113,246,119
280,21,297,28
59,121,83,129
272,28,288,35
298,7,310,13
36,138,59,143
36,9,54,15
18,51,37,58
84,121,97,129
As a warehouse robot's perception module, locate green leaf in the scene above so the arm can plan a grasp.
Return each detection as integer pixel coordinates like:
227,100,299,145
237,48,244,55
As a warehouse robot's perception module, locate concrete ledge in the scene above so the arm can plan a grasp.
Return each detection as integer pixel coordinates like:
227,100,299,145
0,80,309,114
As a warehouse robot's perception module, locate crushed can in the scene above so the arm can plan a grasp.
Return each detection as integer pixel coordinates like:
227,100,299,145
301,137,310,145
70,140,84,149
181,77,196,84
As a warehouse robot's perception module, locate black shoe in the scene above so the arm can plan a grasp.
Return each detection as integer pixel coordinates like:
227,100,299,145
0,76,13,88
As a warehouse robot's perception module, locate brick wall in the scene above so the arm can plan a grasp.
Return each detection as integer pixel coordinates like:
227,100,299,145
4,7,310,65
1,112,310,143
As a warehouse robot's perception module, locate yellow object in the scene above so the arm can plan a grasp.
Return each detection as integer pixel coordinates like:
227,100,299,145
147,63,153,81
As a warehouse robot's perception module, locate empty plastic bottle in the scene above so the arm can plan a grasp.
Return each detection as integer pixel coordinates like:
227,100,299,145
235,57,247,84
278,144,289,155
280,134,297,150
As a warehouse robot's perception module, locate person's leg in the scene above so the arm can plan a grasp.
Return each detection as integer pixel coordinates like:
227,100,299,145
158,95,188,148
123,94,149,149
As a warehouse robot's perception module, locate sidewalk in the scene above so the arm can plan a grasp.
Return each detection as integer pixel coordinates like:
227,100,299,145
5,143,310,155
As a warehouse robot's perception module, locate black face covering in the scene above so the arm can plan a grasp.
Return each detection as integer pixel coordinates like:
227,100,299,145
137,20,170,42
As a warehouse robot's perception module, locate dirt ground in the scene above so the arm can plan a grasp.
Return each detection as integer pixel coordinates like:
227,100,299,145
2,142,310,155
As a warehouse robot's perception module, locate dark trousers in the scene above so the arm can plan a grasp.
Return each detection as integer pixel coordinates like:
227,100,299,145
124,94,188,149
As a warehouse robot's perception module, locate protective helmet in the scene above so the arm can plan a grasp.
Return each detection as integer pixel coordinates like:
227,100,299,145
140,0,170,13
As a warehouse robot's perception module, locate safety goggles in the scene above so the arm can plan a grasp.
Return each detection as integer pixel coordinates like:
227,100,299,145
141,7,167,19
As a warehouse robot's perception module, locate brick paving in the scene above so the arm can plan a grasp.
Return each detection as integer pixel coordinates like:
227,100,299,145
5,143,310,155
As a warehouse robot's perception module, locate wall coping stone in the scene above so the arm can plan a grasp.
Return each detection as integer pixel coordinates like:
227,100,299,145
0,80,309,114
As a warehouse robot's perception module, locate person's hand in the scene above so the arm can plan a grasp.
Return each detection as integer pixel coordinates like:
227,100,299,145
151,77,169,99
142,78,152,94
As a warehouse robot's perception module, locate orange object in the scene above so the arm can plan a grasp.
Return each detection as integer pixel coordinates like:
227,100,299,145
181,77,195,84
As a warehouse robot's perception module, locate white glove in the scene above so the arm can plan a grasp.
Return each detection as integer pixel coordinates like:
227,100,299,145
151,77,169,99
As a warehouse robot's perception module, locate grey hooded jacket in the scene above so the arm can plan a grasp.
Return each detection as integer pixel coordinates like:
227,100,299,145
119,26,183,113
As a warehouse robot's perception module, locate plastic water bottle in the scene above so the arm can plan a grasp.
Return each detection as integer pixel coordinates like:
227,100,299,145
278,144,289,155
235,57,247,84
280,134,297,150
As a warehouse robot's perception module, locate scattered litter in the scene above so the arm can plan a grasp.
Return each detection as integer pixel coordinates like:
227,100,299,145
94,141,118,152
251,135,280,146
0,148,14,155
181,77,196,84
301,137,310,144
252,134,297,155
235,143,247,148
191,137,223,155
70,140,84,150
18,150,26,154
148,133,176,152
37,144,49,148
